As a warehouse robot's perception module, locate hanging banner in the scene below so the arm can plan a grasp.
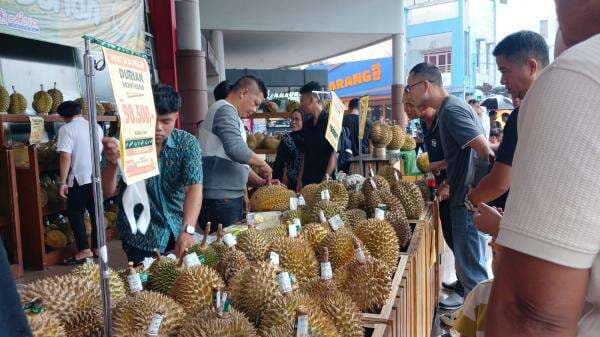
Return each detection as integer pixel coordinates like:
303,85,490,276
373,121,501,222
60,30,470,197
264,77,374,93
325,91,345,151
102,46,158,185
0,0,145,52
358,95,369,140
28,116,44,144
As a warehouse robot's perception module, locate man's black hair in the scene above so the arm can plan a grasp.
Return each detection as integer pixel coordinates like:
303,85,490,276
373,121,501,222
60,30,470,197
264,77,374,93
231,75,268,99
490,128,502,137
493,30,550,68
348,98,360,110
299,81,322,94
502,112,510,118
58,100,82,118
152,84,182,115
214,80,231,101
468,99,479,105
409,63,443,87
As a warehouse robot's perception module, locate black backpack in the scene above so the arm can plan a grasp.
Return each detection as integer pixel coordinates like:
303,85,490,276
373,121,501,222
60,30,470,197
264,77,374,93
337,126,354,173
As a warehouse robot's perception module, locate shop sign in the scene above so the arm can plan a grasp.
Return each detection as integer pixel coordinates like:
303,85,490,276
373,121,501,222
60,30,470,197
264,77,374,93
0,0,144,52
102,45,158,185
325,91,345,150
328,63,382,91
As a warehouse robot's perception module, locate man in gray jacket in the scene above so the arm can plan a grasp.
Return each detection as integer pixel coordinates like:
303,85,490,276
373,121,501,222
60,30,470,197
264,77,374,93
198,75,272,232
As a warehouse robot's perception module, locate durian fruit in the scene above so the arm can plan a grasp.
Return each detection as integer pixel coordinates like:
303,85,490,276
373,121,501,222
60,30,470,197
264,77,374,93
146,249,182,294
301,222,329,248
378,165,403,185
392,180,425,219
236,223,270,262
269,236,319,285
281,209,303,226
417,152,430,173
229,261,282,323
0,85,9,113
254,133,266,148
370,121,392,147
264,101,279,113
215,245,249,284
178,307,259,337
318,177,349,209
247,134,258,150
345,209,367,229
258,292,338,337
62,310,103,337
286,100,300,113
47,82,63,114
112,291,185,337
169,264,225,313
264,136,281,150
71,261,127,304
334,239,391,312
75,98,105,116
353,219,400,273
385,209,412,249
33,85,53,115
318,227,358,270
45,230,68,249
301,184,321,208
25,307,66,337
251,185,296,212
347,189,365,210
101,102,117,115
400,136,417,151
261,223,288,245
211,223,229,258
361,175,391,196
308,199,347,224
387,124,407,151
189,223,220,266
379,189,405,213
8,86,27,114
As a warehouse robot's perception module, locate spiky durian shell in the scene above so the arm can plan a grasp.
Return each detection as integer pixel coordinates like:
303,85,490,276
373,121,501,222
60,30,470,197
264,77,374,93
345,209,367,229
0,85,9,112
318,290,363,337
370,121,392,147
269,237,319,285
188,243,220,266
170,265,225,313
262,223,288,245
391,180,425,219
237,227,270,262
318,180,349,209
308,200,347,224
215,248,249,284
112,291,185,337
178,308,258,337
71,262,127,304
146,257,182,294
281,210,303,226
301,184,321,208
387,125,406,151
347,190,365,210
33,86,53,114
26,311,66,337
378,165,402,185
251,185,296,211
361,176,390,197
62,310,103,337
8,87,27,114
379,189,405,213
417,152,430,173
385,209,412,249
400,136,416,151
334,257,391,312
317,228,358,270
229,261,283,324
47,84,63,114
301,223,329,248
353,219,400,273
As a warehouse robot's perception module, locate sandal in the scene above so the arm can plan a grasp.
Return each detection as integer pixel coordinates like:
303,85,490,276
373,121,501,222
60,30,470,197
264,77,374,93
61,256,88,266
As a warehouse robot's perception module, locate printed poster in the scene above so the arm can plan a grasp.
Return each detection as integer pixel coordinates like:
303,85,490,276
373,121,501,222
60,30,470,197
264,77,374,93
325,91,345,150
28,116,44,144
102,46,158,185
358,95,369,140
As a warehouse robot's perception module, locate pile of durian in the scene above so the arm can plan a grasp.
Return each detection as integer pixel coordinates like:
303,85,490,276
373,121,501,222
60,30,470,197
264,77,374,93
22,171,425,337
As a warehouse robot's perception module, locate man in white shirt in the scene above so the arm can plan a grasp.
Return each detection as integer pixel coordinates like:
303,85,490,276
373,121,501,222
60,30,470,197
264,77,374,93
469,99,490,141
56,101,103,264
486,1,600,336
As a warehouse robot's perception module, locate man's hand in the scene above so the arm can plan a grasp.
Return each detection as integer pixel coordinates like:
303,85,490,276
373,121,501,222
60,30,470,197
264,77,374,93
175,232,196,260
102,137,119,165
437,184,450,201
243,193,251,213
474,203,502,236
257,163,273,180
59,184,69,199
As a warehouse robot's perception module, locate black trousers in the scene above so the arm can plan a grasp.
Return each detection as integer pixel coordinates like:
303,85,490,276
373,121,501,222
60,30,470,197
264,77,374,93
122,234,176,265
439,199,454,251
67,181,97,251
199,197,244,233
0,240,32,337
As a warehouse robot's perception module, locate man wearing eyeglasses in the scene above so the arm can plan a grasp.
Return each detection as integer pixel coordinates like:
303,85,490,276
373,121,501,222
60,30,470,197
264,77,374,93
405,63,494,300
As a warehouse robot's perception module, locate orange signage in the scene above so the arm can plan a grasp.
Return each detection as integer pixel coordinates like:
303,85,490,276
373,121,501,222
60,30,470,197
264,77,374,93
328,63,382,91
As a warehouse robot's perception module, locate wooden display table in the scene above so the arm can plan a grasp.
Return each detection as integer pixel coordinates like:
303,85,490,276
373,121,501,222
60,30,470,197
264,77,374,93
349,153,404,176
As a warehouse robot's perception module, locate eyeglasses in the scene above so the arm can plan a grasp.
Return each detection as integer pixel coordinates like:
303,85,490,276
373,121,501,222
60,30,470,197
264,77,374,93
404,81,426,93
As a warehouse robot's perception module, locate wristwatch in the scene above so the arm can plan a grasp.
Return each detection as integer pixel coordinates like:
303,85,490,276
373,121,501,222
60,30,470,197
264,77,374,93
182,225,195,236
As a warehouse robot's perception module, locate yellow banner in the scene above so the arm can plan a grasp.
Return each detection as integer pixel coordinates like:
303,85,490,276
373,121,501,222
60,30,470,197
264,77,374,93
102,46,158,185
358,96,369,140
28,116,44,144
325,91,345,151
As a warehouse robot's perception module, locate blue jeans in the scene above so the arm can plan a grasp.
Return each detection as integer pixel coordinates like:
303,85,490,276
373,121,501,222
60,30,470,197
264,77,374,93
199,197,244,233
450,205,489,297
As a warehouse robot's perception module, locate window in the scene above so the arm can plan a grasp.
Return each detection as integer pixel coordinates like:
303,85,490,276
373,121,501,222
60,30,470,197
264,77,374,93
424,50,452,72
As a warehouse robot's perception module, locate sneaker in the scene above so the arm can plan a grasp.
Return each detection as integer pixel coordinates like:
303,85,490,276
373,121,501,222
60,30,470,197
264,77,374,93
442,280,462,292
440,310,461,327
439,292,463,310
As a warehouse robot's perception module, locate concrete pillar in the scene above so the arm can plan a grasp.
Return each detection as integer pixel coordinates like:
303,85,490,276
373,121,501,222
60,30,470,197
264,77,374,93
392,6,408,128
211,30,226,82
175,0,208,134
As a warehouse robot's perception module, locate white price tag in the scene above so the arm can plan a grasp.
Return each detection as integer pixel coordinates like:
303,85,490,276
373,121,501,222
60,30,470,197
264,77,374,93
278,272,292,293
319,210,327,224
374,208,386,220
223,233,237,248
288,223,298,238
166,253,178,261
329,215,344,231
183,252,202,268
394,170,400,181
99,245,108,263
214,289,221,310
355,248,367,263
127,273,143,293
219,292,228,315
369,167,375,177
320,262,333,280
246,213,255,225
289,197,298,210
147,313,164,336
142,257,156,271
296,314,309,337
293,218,302,232
269,251,280,266
370,178,376,189
320,189,331,201
298,195,306,206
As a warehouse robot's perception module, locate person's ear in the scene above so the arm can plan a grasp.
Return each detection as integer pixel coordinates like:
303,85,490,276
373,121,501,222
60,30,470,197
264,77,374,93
527,58,538,75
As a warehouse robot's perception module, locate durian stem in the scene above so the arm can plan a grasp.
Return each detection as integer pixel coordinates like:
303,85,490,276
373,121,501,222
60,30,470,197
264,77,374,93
200,222,210,248
53,82,57,90
40,84,44,91
153,248,161,260
322,247,329,263
11,86,16,94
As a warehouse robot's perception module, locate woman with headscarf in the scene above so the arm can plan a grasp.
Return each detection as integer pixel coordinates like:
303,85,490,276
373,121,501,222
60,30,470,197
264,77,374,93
272,109,304,191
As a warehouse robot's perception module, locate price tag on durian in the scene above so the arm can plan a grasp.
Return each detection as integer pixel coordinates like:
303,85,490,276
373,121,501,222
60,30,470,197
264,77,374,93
288,223,298,238
246,213,255,225
298,195,306,206
369,167,375,177
166,254,178,261
213,289,222,310
320,189,331,201
355,248,367,263
297,314,309,337
329,215,344,231
394,170,400,182
269,252,280,266
223,233,237,248
289,197,298,211
141,257,156,271
319,211,327,224
375,208,386,220
147,313,164,336
127,273,143,293
320,262,333,280
278,272,293,293
183,252,202,268
293,218,302,232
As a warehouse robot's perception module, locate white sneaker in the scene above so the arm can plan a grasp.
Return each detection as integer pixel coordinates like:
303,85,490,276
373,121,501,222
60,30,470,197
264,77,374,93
440,310,461,327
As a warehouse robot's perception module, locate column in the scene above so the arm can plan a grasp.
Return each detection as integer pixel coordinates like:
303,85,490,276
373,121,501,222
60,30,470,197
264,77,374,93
175,0,208,134
211,30,226,82
392,1,408,128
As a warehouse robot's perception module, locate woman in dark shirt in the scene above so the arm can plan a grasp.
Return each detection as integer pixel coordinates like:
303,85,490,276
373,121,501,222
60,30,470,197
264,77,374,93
273,109,304,191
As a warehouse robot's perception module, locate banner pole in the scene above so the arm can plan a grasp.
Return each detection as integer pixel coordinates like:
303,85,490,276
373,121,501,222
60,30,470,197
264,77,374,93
84,37,112,337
